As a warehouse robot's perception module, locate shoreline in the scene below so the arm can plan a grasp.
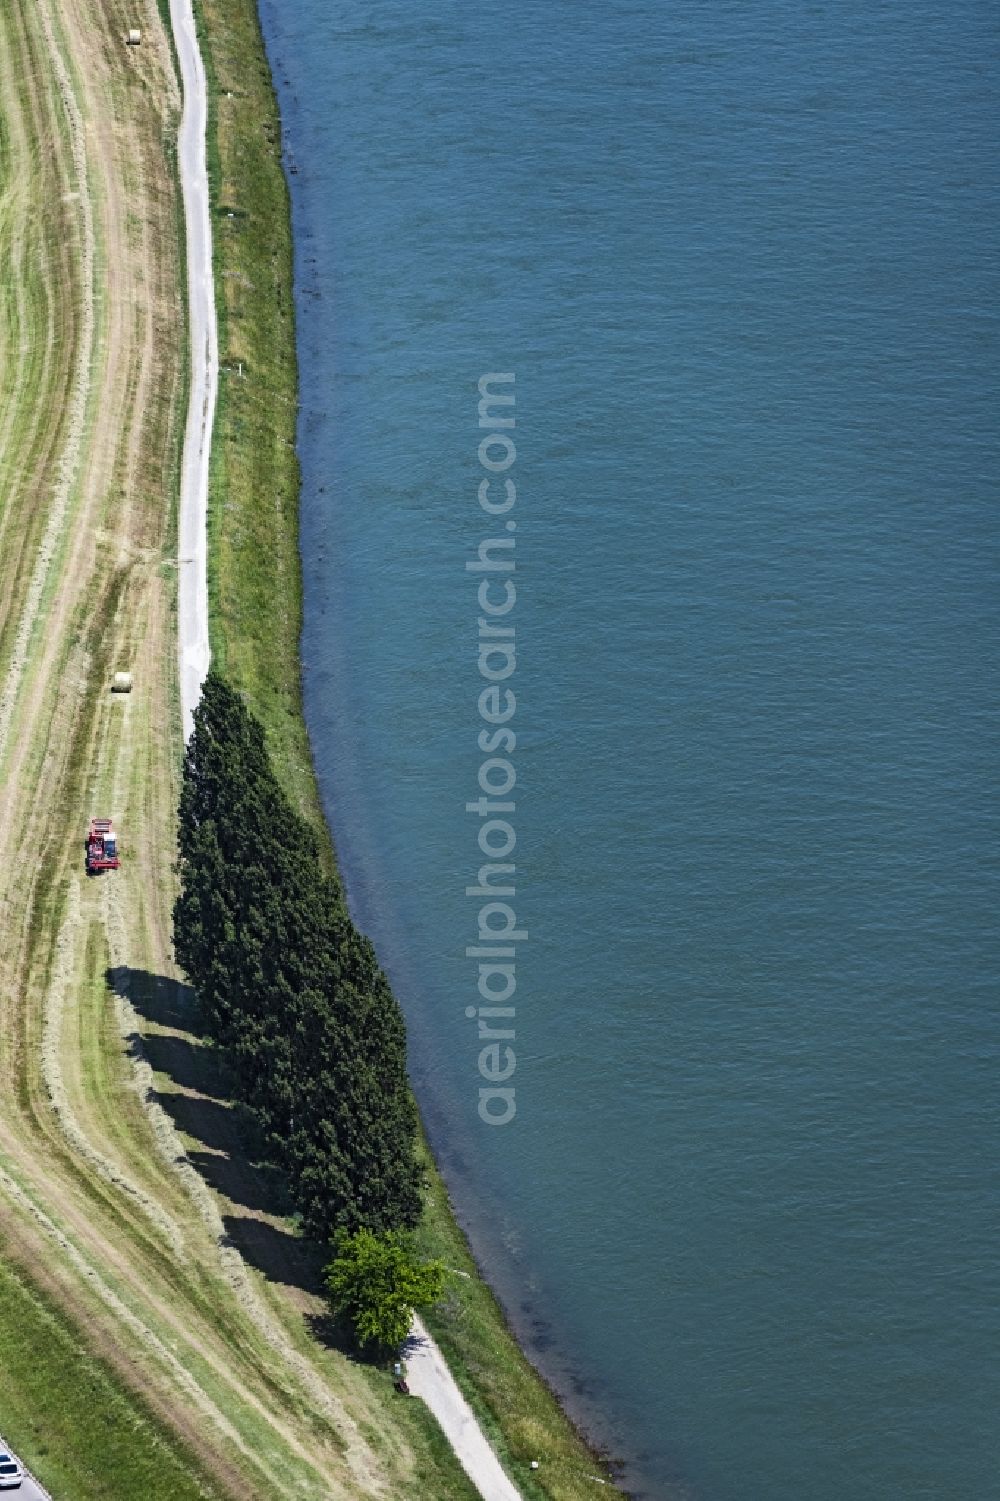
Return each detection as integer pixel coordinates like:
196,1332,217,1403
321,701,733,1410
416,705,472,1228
168,6,513,1492
193,0,629,1494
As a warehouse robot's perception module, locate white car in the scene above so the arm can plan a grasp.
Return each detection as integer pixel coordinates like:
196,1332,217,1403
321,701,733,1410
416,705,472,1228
0,1451,22,1490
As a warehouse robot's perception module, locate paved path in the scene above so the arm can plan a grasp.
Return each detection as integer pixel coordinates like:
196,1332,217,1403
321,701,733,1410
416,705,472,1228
407,1317,523,1500
169,0,217,740
0,1433,52,1500
166,5,522,1498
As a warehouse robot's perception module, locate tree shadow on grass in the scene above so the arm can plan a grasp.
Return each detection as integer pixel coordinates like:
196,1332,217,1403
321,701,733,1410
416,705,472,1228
218,1214,385,1368
188,1147,292,1216
306,1308,381,1365
222,1212,326,1295
217,1215,392,1369
108,964,202,1033
108,969,408,1373
106,966,304,1262
139,1030,212,1094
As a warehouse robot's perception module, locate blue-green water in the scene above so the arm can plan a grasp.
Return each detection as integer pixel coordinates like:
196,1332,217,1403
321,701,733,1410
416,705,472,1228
258,2,1000,1495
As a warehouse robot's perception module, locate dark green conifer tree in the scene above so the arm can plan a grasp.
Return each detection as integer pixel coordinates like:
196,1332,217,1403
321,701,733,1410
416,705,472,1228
174,670,423,1239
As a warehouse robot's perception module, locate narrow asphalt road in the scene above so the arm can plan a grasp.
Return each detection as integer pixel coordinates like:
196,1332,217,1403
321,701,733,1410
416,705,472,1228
0,1434,52,1501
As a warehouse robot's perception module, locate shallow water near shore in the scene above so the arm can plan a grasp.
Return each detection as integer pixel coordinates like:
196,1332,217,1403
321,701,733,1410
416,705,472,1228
258,1,1000,1495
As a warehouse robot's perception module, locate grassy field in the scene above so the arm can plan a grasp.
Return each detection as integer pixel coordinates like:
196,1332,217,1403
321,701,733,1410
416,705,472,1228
0,1254,220,1501
193,1,626,1496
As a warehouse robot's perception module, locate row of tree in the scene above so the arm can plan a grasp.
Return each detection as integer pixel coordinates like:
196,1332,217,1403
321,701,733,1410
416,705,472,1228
173,671,423,1243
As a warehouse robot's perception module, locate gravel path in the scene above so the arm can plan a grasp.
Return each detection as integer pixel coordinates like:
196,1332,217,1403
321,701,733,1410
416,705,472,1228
407,1317,524,1500
170,0,216,739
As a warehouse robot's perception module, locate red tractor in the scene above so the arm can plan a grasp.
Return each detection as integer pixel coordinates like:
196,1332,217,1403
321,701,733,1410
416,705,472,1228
86,818,120,874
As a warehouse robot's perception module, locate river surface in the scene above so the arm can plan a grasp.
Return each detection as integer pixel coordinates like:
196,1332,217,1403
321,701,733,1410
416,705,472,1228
257,2,1000,1496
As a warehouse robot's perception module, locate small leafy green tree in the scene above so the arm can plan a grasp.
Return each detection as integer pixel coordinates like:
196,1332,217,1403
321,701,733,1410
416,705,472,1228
324,1229,446,1351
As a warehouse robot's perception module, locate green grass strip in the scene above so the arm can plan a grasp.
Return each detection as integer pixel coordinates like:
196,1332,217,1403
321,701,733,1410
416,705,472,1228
0,1253,220,1501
